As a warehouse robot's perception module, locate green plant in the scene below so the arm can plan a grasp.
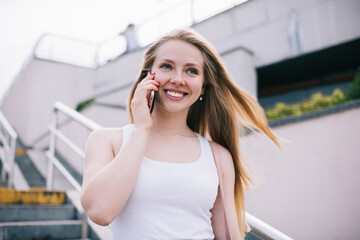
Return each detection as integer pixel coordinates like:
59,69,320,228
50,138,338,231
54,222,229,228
331,88,347,104
76,98,95,112
347,71,360,100
265,88,348,121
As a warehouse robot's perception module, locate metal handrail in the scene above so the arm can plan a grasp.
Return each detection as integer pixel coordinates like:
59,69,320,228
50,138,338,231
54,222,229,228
0,111,17,189
246,212,294,240
46,101,100,239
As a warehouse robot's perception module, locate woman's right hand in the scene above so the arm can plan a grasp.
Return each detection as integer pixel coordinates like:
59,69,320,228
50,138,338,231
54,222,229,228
131,72,159,131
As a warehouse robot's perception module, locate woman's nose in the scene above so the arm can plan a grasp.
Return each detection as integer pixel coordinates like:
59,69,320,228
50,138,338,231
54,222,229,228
169,71,185,85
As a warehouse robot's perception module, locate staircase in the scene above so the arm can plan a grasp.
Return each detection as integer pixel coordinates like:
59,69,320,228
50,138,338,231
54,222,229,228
0,190,86,239
0,156,100,239
0,110,104,240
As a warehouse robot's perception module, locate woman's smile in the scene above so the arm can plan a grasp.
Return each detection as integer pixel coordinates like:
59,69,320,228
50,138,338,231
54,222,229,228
164,88,188,100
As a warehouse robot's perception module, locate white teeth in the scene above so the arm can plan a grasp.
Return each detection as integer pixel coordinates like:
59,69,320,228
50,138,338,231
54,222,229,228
167,91,184,98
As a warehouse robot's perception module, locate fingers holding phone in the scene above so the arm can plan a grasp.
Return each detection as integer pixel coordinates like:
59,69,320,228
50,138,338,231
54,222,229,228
146,71,159,114
131,72,159,129
147,90,156,113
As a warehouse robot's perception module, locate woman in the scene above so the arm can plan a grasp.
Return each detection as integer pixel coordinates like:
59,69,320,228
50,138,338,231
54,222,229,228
81,28,280,239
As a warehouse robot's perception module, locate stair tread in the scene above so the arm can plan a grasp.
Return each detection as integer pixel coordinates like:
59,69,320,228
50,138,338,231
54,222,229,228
0,219,82,226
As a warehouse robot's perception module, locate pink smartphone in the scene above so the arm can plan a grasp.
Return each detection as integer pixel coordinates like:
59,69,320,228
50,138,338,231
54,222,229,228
147,90,155,113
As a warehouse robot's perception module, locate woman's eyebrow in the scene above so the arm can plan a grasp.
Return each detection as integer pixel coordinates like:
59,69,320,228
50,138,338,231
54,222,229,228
184,63,201,68
158,58,175,64
159,58,201,68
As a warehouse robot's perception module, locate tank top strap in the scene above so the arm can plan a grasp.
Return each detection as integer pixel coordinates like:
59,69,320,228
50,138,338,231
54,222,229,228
120,124,134,150
195,133,215,165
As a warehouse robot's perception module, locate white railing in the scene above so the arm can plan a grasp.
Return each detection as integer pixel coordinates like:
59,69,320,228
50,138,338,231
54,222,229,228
0,111,17,189
46,101,100,239
246,212,294,240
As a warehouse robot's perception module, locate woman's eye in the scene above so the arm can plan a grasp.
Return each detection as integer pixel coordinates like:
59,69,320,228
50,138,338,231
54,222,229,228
160,63,172,70
188,68,198,75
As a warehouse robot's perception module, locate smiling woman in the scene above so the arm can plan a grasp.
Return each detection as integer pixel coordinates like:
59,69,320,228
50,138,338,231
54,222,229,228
80,28,280,240
148,39,204,114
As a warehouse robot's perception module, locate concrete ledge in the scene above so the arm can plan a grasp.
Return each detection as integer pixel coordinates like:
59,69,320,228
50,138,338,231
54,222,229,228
269,99,360,128
0,220,83,240
0,187,65,204
0,220,82,227
0,204,76,222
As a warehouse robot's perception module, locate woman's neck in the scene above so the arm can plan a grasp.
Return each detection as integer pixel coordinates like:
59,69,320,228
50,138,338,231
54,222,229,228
151,108,193,137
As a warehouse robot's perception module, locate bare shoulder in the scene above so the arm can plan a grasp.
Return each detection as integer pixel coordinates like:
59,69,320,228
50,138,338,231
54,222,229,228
87,127,123,153
210,141,234,174
88,127,123,141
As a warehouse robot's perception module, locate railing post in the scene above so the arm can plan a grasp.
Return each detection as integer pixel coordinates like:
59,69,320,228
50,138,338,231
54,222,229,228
8,136,16,189
46,109,58,190
0,111,17,189
82,213,89,239
45,102,105,238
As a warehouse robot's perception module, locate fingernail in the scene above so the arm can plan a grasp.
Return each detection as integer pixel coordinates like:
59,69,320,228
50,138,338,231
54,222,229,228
156,81,160,85
151,72,156,76
155,86,159,90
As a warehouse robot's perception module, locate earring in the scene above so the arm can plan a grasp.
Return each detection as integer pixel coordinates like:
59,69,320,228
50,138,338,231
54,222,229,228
199,96,203,101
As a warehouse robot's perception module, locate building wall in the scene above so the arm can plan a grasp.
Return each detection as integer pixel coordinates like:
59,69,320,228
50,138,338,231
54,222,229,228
1,59,95,146
193,0,360,67
243,107,360,239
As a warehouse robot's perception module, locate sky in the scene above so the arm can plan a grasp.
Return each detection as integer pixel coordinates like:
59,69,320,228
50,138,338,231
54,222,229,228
0,0,247,100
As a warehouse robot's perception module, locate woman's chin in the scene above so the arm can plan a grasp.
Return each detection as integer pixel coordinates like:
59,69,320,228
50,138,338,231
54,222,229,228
155,104,190,115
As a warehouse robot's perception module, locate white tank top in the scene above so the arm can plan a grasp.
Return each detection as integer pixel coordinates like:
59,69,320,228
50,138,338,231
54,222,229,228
111,124,219,240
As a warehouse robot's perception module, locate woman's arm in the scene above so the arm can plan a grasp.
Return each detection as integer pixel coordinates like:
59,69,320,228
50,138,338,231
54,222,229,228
81,73,158,226
80,127,149,226
211,143,243,240
211,185,228,240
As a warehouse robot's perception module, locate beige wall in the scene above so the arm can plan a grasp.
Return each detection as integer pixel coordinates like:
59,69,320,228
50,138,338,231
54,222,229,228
1,59,95,145
193,0,360,67
243,107,360,239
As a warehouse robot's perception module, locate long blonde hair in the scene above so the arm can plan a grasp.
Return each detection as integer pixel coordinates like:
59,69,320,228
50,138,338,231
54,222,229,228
128,28,280,237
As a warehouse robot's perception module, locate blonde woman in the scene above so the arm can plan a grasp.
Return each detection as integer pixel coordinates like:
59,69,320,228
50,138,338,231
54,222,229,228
81,28,280,240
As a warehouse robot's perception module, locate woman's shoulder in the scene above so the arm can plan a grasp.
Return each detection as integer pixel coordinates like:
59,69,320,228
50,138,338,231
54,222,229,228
88,126,126,148
88,126,128,156
209,141,234,172
89,127,123,140
209,141,231,158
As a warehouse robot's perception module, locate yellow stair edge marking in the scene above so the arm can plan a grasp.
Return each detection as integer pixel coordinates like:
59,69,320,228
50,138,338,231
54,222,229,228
15,148,27,156
0,187,66,205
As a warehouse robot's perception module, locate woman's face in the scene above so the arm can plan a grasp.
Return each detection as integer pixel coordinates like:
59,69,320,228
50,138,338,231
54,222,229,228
151,39,204,114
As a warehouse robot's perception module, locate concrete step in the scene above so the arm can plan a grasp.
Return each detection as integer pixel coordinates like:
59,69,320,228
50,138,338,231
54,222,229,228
27,149,76,190
15,153,45,188
0,204,78,222
0,187,65,204
14,140,45,188
245,230,268,240
0,220,83,240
